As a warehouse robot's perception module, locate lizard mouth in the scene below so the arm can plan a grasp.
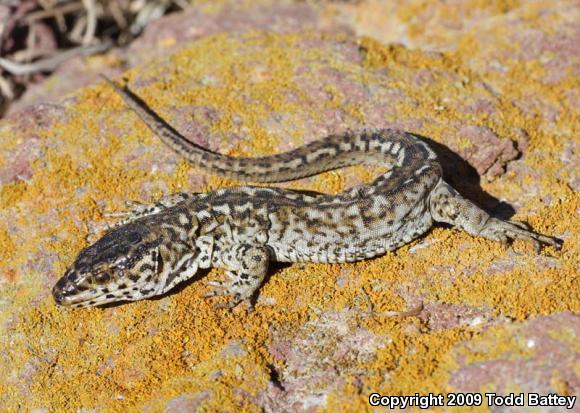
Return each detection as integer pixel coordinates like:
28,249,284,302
52,276,148,307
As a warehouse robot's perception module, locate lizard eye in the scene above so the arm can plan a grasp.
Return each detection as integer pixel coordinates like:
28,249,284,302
94,272,110,283
126,231,142,244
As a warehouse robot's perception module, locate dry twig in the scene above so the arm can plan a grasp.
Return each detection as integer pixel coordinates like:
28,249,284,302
0,0,187,115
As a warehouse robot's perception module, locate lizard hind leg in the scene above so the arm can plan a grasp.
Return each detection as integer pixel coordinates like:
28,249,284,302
204,244,270,310
429,180,562,252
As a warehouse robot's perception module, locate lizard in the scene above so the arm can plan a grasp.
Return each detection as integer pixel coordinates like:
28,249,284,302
52,76,562,308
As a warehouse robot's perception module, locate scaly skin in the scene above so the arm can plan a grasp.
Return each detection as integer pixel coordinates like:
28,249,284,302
52,77,562,309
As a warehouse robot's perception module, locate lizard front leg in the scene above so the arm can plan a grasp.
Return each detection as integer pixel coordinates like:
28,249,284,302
204,244,270,309
430,180,562,252
104,192,193,227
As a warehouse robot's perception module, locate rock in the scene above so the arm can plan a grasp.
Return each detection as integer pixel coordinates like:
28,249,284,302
449,313,579,403
453,125,519,179
0,1,575,411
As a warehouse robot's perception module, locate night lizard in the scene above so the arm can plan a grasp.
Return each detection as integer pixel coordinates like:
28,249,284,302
52,77,562,308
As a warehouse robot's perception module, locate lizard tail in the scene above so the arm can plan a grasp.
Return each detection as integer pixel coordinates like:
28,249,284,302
102,76,439,183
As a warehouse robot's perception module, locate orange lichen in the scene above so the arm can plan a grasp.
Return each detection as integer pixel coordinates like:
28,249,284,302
0,226,15,264
0,14,577,413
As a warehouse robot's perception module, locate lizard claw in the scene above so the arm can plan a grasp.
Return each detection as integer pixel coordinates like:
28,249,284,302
510,221,531,230
498,233,509,248
103,200,147,218
103,210,130,219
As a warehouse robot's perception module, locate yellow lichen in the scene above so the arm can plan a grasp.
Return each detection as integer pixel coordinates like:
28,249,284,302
0,226,15,263
0,17,577,412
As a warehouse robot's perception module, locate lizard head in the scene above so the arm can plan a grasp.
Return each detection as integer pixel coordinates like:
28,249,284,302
53,208,200,307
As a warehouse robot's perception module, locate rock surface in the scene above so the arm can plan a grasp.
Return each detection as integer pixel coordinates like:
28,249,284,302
0,0,577,411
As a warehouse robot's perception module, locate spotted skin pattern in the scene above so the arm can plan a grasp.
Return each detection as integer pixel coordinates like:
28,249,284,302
52,77,562,308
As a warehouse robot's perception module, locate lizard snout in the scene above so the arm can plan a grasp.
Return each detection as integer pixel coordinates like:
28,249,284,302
52,272,81,306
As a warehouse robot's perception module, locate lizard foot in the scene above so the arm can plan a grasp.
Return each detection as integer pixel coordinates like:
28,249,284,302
103,193,193,227
204,273,256,310
479,217,562,253
204,245,270,310
430,180,562,254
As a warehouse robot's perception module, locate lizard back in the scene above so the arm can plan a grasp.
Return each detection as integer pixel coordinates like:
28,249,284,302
177,129,443,263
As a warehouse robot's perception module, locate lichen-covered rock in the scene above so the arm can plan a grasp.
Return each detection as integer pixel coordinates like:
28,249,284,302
329,0,579,204
0,1,577,411
449,313,579,401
